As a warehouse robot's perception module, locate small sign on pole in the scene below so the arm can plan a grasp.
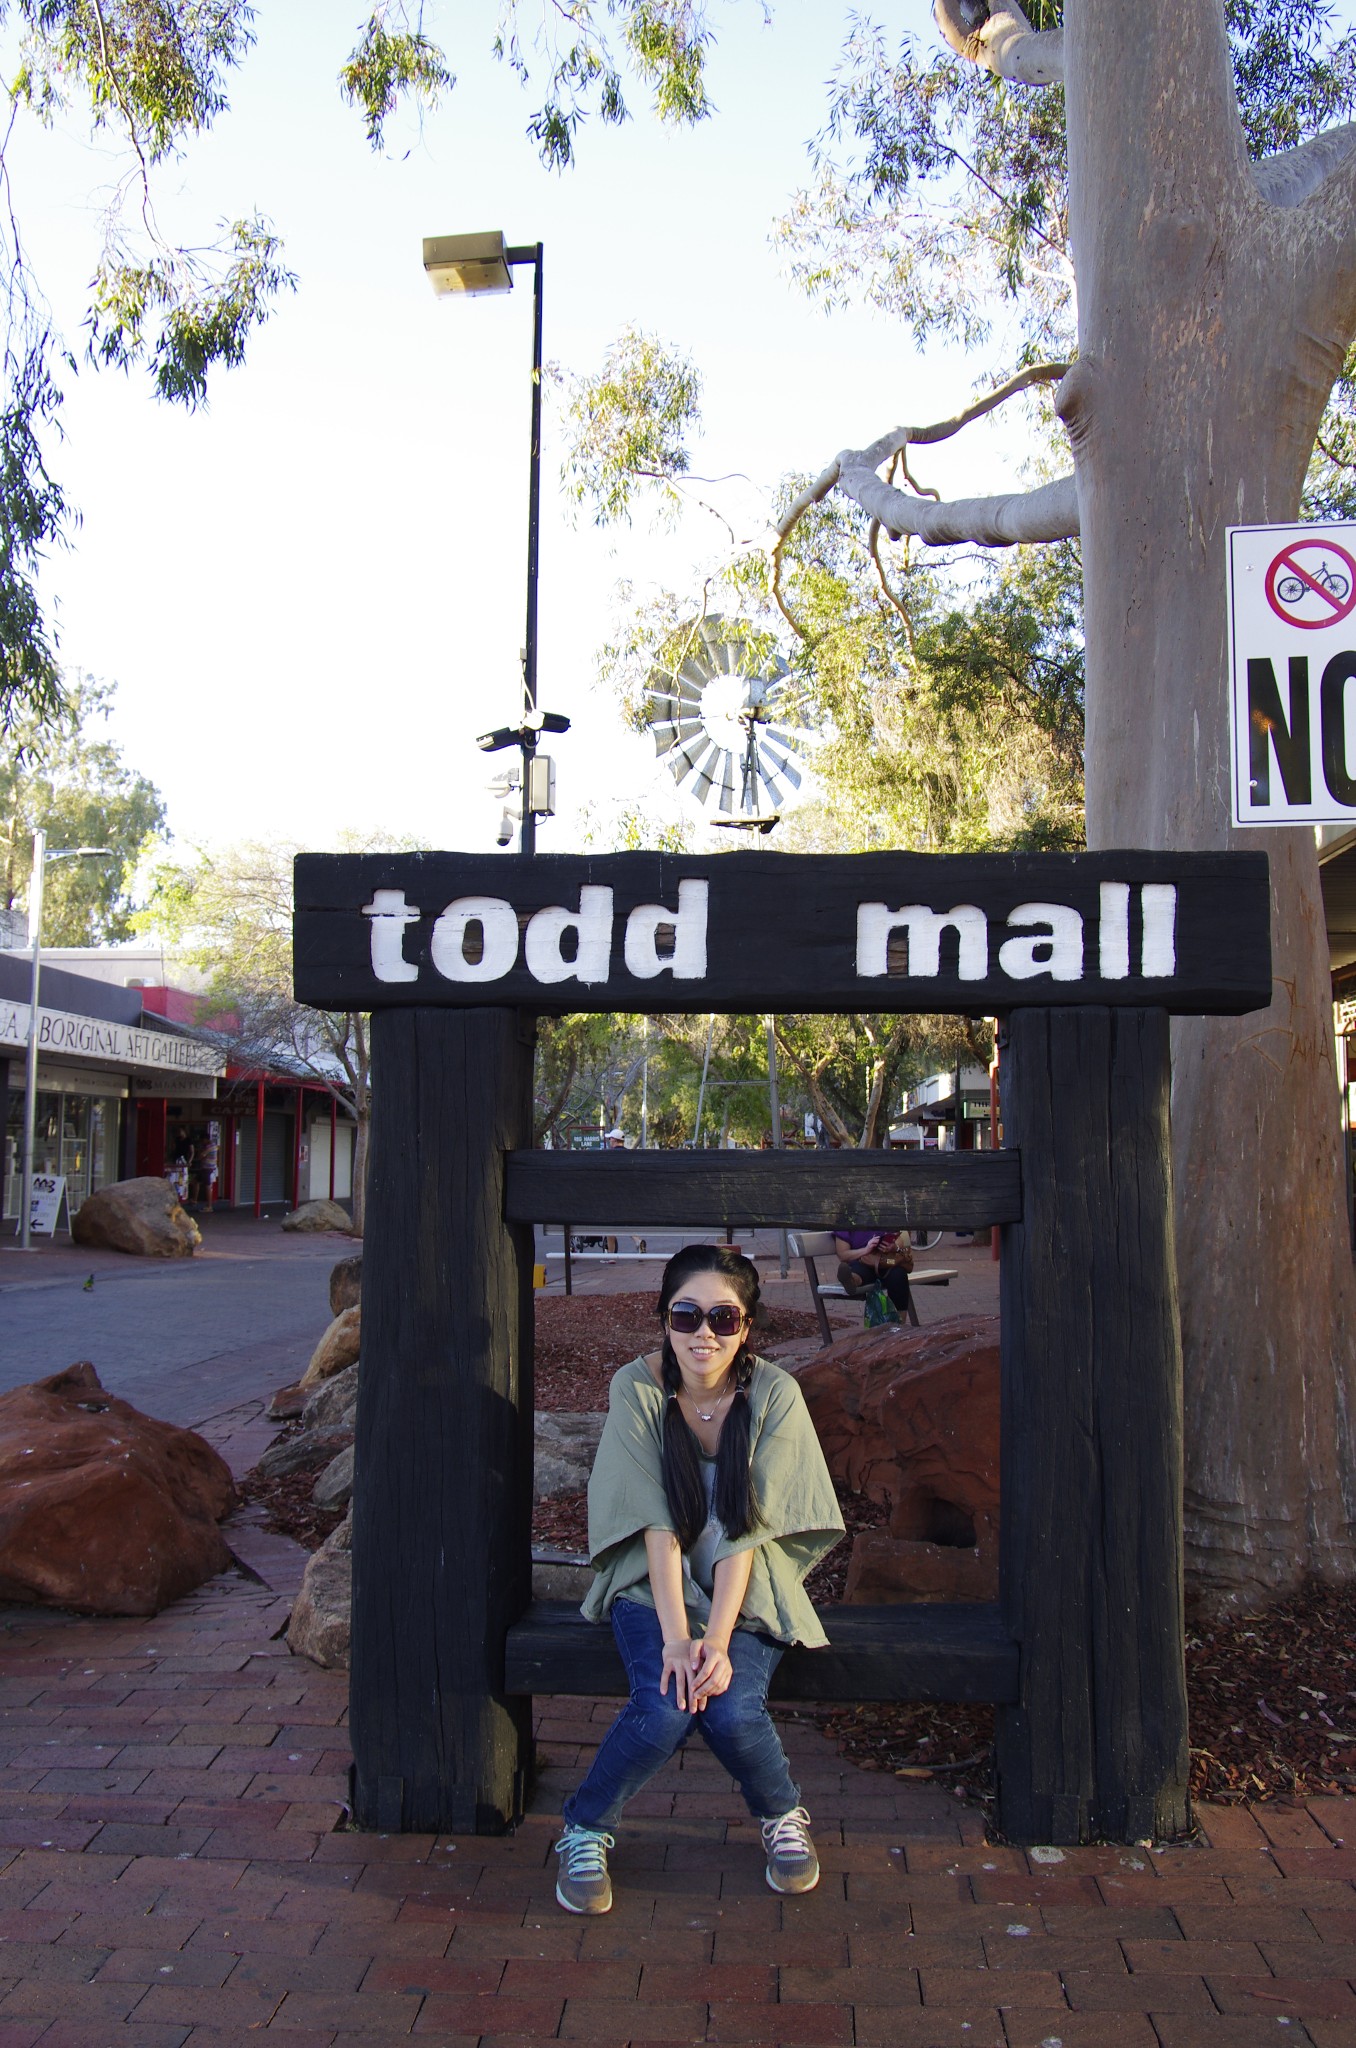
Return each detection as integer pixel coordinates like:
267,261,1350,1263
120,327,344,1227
1227,521,1356,825
28,1174,68,1237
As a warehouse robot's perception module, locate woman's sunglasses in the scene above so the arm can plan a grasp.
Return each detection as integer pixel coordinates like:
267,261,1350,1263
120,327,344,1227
667,1301,747,1338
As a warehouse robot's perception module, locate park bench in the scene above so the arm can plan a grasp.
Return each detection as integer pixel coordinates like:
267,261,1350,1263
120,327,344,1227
787,1226,958,1341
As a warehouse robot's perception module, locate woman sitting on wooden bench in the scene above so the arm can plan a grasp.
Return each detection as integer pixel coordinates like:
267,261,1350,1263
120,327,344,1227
553,1243,843,1917
833,1226,914,1319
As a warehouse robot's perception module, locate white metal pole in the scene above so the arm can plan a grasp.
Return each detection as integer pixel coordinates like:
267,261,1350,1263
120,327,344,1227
19,830,45,1253
640,1018,649,1150
766,1014,788,1278
692,1013,715,1147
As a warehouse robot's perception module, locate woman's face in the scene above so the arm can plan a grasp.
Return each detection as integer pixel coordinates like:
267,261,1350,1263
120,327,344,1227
665,1271,750,1388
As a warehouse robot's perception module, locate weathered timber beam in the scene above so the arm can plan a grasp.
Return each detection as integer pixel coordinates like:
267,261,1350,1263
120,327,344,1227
504,1148,1021,1229
504,1601,1018,1704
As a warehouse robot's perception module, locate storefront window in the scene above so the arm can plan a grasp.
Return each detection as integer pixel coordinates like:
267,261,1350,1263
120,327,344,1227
3,1087,123,1220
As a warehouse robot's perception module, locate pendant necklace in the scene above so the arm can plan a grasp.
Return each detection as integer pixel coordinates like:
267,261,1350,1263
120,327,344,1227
688,1373,733,1424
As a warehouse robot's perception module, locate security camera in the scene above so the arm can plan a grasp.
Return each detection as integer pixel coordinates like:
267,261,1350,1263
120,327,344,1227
496,809,515,848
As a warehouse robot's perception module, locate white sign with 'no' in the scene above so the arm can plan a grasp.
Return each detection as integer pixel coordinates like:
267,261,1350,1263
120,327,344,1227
1227,521,1356,825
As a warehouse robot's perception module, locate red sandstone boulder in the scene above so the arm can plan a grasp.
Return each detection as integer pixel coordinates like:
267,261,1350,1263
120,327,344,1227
0,1364,236,1615
798,1315,1000,1603
299,1307,361,1390
72,1177,201,1258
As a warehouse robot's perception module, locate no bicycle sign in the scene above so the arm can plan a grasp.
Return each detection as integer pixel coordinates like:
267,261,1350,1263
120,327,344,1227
1228,521,1356,825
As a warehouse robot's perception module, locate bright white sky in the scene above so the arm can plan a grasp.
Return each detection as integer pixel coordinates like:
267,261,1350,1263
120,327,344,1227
14,0,1027,862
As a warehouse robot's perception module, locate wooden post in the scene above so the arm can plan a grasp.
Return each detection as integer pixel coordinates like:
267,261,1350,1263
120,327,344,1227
350,1006,536,1833
996,1007,1189,1844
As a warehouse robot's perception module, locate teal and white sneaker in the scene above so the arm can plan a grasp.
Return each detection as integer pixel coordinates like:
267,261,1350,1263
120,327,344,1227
554,1823,615,1914
760,1806,819,1894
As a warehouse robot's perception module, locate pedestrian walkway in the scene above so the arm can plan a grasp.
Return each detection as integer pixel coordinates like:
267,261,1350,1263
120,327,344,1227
0,1550,1353,2045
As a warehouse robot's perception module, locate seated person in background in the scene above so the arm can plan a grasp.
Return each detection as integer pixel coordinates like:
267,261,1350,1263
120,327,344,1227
832,1227,913,1318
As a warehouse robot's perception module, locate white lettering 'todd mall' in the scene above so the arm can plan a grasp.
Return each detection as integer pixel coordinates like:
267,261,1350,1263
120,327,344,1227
854,885,1178,982
362,881,710,987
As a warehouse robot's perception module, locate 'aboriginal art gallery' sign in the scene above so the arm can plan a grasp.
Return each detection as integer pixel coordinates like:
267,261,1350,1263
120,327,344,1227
294,850,1271,1017
0,1001,228,1077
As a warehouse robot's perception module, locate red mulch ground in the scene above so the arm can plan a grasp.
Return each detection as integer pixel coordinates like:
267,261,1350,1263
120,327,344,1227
820,1580,1356,1812
239,1456,346,1552
246,1288,1356,1813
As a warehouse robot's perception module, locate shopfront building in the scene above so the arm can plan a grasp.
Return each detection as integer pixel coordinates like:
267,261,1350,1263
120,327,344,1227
0,953,226,1225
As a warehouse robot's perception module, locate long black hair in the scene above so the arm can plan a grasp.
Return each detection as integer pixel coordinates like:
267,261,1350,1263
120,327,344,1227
657,1243,762,1551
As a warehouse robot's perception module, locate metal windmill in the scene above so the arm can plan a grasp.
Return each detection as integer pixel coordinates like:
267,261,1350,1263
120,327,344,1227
646,617,804,834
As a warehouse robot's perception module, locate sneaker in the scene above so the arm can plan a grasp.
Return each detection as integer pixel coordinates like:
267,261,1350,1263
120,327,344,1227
761,1806,819,1894
554,1823,615,1914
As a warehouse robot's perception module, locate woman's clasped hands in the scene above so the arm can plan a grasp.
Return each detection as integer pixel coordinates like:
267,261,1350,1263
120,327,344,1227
660,1634,735,1711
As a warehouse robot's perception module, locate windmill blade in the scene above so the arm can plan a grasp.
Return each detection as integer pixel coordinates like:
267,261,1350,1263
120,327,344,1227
651,717,705,759
716,751,737,814
669,733,715,783
757,762,786,808
690,745,732,805
648,677,703,719
699,618,737,674
762,743,803,792
678,654,715,691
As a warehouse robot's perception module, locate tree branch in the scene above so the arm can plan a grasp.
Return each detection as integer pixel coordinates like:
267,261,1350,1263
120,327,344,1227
771,360,1073,628
933,0,1063,87
1255,123,1356,208
840,470,1079,545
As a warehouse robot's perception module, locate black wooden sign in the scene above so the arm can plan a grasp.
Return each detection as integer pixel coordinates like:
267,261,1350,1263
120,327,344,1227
293,849,1270,1016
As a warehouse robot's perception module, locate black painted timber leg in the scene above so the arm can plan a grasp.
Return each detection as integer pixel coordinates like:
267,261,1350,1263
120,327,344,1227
996,1007,1189,1846
349,1007,535,1834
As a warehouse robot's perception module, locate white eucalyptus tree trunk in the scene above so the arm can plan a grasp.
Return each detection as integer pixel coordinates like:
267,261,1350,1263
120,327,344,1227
1061,0,1356,1608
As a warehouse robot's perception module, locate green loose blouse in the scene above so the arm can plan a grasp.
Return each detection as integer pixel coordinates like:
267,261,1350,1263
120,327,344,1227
580,1354,846,1648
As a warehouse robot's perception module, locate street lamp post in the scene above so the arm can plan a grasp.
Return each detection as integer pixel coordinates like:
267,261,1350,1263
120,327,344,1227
15,834,111,1253
422,230,569,855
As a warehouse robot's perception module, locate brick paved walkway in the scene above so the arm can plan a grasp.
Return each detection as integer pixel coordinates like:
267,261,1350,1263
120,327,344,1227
0,1560,1353,2046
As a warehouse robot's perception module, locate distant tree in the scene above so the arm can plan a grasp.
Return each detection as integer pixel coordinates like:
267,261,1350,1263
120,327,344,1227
0,677,166,943
775,1012,992,1150
141,836,423,1235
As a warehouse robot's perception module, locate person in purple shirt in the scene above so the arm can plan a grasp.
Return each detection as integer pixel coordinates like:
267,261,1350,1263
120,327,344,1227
832,1228,913,1318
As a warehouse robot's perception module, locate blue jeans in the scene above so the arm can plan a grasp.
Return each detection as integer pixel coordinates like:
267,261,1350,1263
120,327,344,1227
562,1597,800,1831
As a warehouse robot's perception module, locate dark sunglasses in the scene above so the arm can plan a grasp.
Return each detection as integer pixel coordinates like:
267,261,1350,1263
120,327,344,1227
667,1300,747,1338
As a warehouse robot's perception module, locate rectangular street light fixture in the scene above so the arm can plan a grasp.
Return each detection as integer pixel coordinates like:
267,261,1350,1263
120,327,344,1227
422,231,514,296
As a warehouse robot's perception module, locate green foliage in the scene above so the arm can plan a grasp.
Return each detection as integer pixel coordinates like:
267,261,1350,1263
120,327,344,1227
0,325,71,737
774,511,1085,855
604,498,1085,857
1304,347,1356,519
563,327,702,525
779,1,1356,361
0,0,297,727
339,8,455,150
12,0,256,160
1226,0,1356,155
775,1010,990,1149
138,831,427,1229
89,216,294,406
534,1004,989,1153
576,795,692,852
0,675,167,943
535,1012,629,1143
493,0,714,172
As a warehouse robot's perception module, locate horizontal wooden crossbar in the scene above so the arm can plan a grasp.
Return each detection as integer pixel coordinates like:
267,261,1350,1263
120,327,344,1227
504,1148,1021,1230
504,1601,1019,1704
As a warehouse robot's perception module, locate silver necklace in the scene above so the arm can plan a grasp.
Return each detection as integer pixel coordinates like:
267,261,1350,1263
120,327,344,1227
686,1373,733,1423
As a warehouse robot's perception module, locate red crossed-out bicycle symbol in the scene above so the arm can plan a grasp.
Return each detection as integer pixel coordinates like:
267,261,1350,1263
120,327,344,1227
1264,538,1356,630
